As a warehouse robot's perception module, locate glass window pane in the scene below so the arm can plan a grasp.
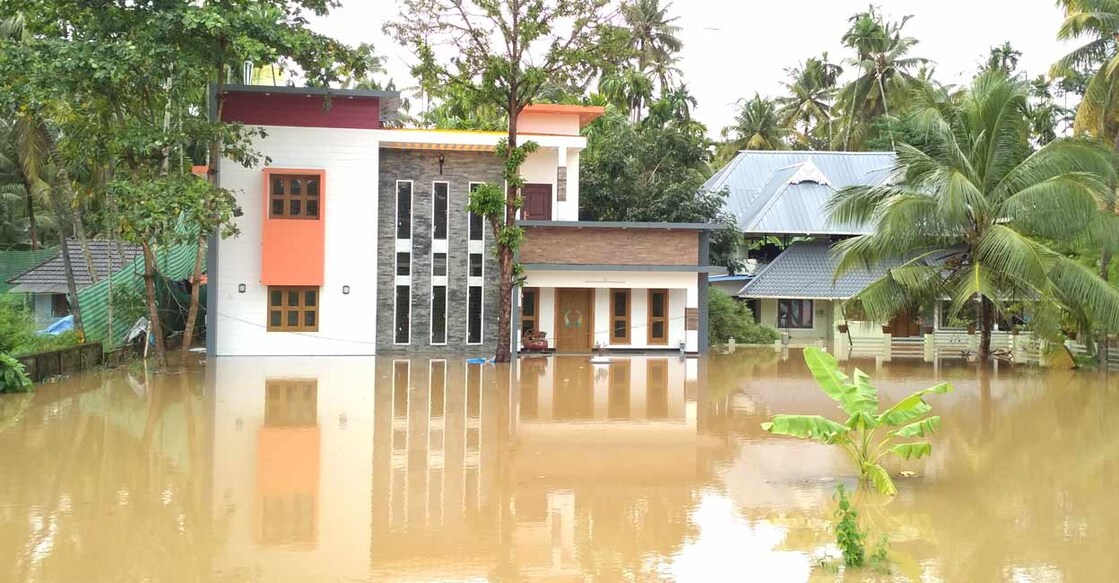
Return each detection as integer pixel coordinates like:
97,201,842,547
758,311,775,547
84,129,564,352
304,310,316,328
468,210,483,241
613,292,627,317
289,199,302,216
307,178,319,196
395,285,411,343
271,198,284,217
288,291,300,306
613,319,627,338
304,290,316,307
469,253,483,277
432,253,447,277
651,292,665,318
290,179,302,195
397,252,411,276
397,182,412,239
522,290,536,317
433,183,448,240
306,200,319,218
270,290,282,306
652,321,665,339
270,311,282,327
272,177,284,196
431,286,447,344
468,286,483,343
287,311,299,327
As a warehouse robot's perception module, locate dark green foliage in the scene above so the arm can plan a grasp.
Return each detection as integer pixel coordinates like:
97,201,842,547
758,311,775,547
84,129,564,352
0,294,79,356
0,353,32,392
833,484,866,568
707,288,778,345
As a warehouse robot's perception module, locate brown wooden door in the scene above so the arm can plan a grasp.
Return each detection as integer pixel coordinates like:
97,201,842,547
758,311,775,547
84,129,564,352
890,311,920,337
522,183,553,220
554,288,594,352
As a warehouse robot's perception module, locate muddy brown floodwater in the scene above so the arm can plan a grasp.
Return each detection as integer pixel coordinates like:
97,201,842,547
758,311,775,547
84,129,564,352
1,349,1117,582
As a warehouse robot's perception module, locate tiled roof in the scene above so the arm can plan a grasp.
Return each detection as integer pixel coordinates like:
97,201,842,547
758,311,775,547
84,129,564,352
8,239,142,292
702,151,898,236
0,247,59,293
737,240,892,299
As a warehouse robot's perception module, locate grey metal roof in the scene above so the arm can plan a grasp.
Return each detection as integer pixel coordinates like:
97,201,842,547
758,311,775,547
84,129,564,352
8,239,142,292
737,240,893,300
702,151,898,236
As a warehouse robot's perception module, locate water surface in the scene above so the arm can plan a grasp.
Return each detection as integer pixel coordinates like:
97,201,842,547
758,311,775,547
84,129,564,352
1,350,1116,582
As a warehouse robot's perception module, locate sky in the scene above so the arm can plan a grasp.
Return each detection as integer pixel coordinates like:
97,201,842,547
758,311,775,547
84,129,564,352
310,0,1075,135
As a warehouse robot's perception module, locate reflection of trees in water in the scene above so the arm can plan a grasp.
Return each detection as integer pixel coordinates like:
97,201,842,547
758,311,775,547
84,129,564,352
0,367,236,582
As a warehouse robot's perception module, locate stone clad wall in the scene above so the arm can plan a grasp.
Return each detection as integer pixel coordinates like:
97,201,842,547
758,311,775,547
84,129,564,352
377,149,503,353
521,227,700,266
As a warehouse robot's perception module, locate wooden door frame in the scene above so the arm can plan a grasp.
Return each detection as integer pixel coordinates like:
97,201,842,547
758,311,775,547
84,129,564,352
554,288,595,352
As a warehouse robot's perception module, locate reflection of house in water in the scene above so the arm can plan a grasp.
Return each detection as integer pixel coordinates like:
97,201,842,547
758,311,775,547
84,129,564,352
511,356,704,580
209,355,711,581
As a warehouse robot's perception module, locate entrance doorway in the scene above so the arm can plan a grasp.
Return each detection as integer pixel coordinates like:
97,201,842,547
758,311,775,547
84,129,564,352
554,288,594,352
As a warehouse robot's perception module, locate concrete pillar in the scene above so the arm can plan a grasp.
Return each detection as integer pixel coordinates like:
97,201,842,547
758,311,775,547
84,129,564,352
882,333,892,362
1038,339,1049,367
923,332,935,363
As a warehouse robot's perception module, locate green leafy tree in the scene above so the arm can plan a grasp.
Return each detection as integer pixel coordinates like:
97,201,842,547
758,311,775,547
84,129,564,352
621,0,683,92
706,288,777,345
0,353,32,393
387,0,616,363
828,72,1119,361
762,347,953,495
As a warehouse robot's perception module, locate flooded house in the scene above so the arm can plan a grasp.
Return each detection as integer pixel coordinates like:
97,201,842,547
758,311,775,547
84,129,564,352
209,86,715,357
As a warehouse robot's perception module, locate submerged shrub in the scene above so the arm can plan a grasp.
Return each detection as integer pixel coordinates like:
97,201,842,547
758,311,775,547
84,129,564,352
708,288,778,345
833,484,865,567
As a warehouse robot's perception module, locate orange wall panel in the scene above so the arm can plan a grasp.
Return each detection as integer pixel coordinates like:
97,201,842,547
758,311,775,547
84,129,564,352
261,169,326,286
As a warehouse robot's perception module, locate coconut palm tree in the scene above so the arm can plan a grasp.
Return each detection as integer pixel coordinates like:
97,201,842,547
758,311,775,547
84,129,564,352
622,0,682,92
598,66,655,122
835,7,928,150
1053,0,1119,358
828,72,1119,361
722,95,789,153
777,55,843,148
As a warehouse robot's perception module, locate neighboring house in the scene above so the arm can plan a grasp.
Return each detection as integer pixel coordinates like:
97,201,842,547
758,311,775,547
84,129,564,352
702,151,908,345
7,239,142,328
210,86,713,357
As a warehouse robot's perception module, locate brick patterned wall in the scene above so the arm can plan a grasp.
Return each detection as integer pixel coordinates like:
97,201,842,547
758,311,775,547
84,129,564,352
378,149,504,353
521,227,700,266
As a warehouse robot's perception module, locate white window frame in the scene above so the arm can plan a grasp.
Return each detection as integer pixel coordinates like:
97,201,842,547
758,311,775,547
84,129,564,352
432,180,450,247
393,180,414,346
430,285,448,346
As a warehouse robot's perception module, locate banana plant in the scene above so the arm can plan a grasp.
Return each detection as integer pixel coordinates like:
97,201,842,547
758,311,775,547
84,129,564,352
761,347,952,495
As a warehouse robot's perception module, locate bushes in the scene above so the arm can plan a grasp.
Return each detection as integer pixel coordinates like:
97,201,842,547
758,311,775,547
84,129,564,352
0,294,79,356
708,288,779,345
0,353,32,393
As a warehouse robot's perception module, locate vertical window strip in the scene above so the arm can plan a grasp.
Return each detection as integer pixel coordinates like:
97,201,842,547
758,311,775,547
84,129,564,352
648,289,668,345
468,183,484,242
394,285,411,344
432,181,448,241
610,289,631,344
396,180,413,240
431,285,448,345
467,285,483,344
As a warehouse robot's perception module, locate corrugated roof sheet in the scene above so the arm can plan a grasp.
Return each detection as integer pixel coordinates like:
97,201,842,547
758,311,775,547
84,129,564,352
78,243,203,346
0,247,58,293
8,239,142,290
737,240,892,299
702,151,898,236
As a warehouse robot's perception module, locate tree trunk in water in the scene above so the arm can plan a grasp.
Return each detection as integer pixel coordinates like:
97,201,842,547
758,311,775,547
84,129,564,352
179,237,206,363
493,104,519,364
978,297,994,362
142,242,168,367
